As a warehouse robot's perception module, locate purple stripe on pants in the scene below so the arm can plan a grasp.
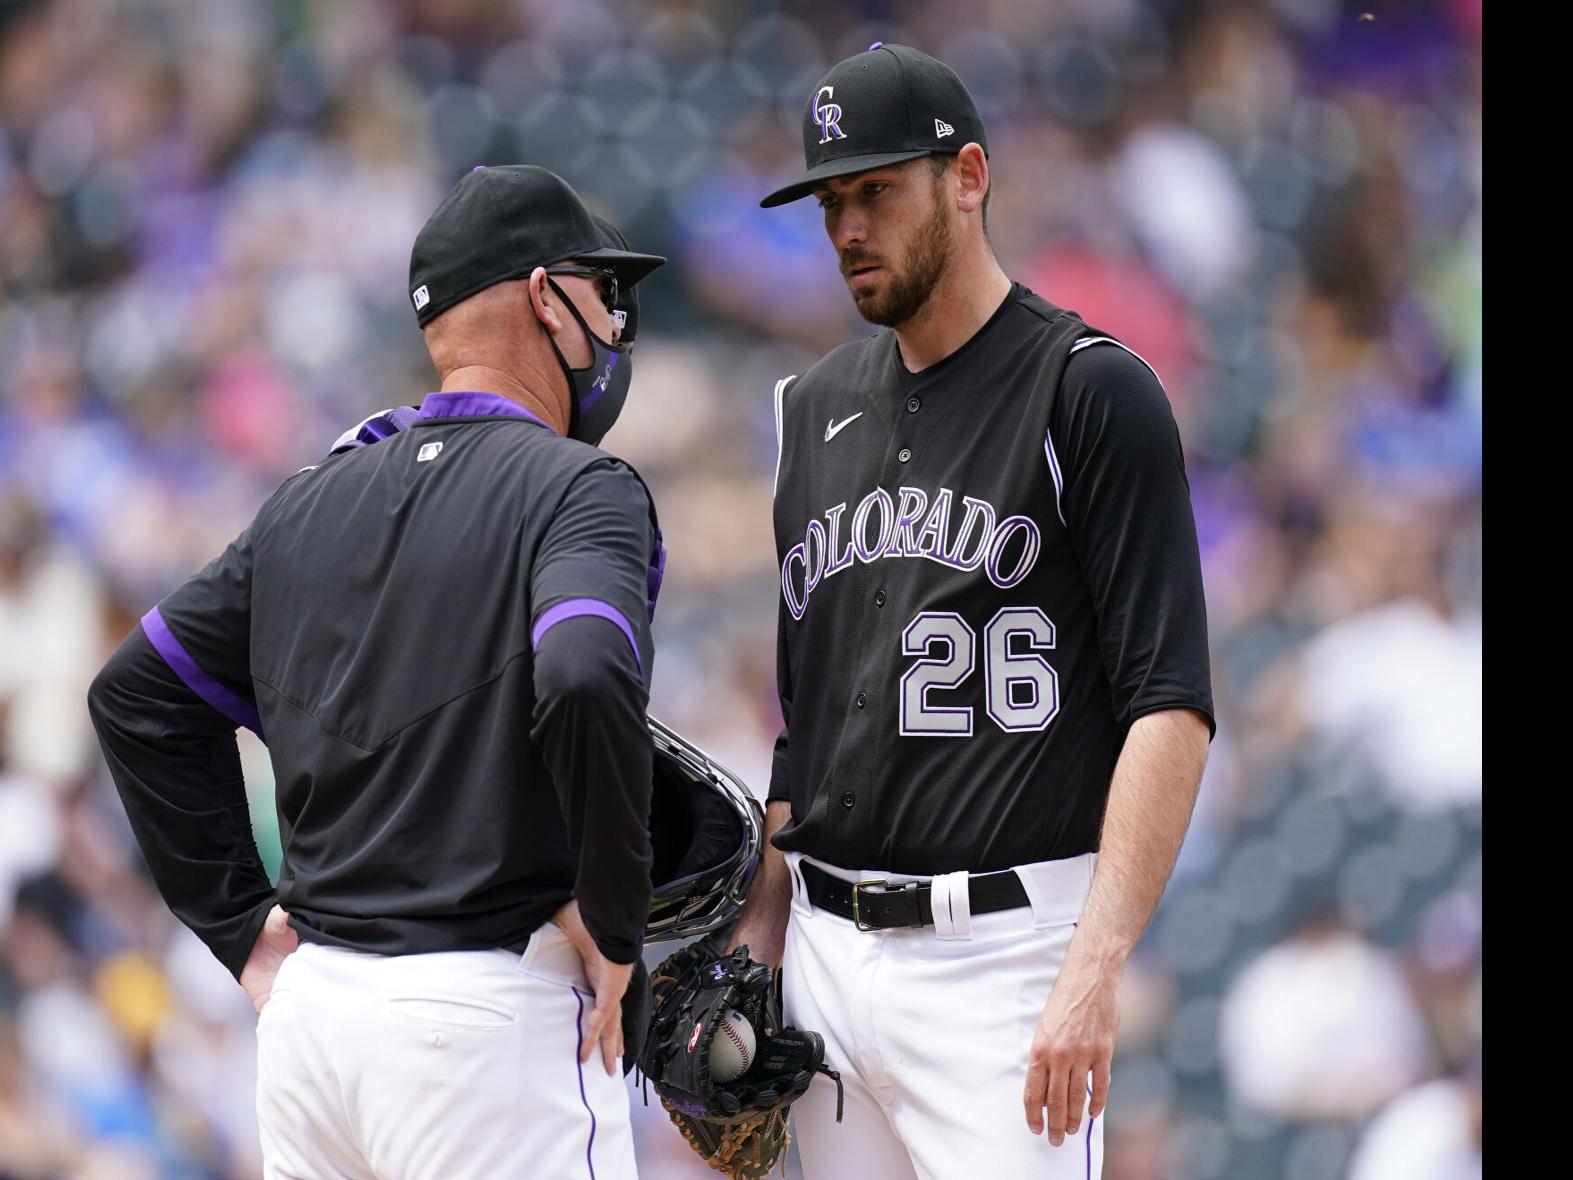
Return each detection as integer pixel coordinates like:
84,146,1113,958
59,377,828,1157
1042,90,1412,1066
573,987,599,1179
1087,1078,1096,1179
140,607,264,737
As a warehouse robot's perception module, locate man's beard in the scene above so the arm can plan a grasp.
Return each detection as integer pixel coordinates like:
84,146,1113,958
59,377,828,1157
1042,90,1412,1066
844,186,954,328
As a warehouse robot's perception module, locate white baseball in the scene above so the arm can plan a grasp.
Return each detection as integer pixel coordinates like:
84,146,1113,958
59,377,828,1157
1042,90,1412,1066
709,1008,756,1082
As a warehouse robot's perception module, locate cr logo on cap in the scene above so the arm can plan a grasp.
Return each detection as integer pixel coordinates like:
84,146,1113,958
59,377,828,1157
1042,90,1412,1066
814,86,846,144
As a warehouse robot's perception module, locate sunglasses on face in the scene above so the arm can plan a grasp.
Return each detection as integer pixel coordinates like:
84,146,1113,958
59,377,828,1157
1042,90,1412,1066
544,265,620,316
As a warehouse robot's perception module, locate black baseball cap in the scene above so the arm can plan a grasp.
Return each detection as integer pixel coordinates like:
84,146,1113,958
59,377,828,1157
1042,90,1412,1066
759,43,987,209
409,164,665,327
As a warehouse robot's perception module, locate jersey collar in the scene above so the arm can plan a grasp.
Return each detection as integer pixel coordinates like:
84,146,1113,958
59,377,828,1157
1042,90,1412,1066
891,281,1023,388
414,391,549,427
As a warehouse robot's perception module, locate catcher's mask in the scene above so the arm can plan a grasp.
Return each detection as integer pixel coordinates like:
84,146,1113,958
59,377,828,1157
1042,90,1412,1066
645,716,764,944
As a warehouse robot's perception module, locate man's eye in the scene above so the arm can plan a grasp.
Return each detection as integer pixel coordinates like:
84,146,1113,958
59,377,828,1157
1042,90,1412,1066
865,182,888,196
816,194,837,210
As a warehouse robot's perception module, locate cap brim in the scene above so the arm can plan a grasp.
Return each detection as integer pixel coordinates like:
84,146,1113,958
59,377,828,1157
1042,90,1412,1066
575,246,666,287
759,149,935,208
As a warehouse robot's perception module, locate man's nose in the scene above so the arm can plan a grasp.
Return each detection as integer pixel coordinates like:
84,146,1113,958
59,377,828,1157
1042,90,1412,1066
829,208,866,254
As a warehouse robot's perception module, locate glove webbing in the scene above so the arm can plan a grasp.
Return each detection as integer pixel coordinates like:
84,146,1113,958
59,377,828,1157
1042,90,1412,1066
663,1105,794,1179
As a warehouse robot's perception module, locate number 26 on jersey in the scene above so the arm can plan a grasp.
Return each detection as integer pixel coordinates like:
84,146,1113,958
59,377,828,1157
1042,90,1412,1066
900,607,1059,736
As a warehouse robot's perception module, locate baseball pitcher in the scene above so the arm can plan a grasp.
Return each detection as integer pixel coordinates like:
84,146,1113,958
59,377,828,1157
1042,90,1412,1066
729,44,1217,1179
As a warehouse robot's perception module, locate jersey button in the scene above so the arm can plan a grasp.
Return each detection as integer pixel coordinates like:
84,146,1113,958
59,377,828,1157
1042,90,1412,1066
875,590,886,607
906,396,921,413
897,448,912,463
855,692,867,708
841,790,856,810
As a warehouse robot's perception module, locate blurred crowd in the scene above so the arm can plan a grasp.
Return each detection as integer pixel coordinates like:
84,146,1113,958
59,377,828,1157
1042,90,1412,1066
0,0,1480,1177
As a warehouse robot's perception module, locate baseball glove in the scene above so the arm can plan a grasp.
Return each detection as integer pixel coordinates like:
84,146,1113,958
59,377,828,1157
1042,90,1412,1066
638,937,842,1179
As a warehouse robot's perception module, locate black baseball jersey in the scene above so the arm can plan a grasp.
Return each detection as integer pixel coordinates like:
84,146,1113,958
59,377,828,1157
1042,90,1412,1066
768,283,1214,874
88,391,659,974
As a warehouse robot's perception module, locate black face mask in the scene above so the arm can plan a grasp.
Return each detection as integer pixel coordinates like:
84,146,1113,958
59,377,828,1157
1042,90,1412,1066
545,279,633,446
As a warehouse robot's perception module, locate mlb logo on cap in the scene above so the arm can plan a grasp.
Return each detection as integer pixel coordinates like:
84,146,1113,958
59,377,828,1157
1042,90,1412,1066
412,284,431,311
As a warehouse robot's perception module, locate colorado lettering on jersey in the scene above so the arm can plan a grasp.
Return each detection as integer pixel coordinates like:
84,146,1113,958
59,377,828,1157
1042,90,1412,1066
781,485,1042,621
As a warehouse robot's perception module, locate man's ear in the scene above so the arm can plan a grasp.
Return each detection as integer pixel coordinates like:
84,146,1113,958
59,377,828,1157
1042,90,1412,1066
954,143,988,215
527,267,564,335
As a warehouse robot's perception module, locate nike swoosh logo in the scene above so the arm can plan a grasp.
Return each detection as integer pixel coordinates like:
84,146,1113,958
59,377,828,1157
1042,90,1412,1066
825,413,863,442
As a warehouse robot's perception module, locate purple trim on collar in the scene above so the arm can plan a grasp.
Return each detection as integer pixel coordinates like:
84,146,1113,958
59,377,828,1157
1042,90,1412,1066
140,607,264,738
414,391,549,427
531,599,642,678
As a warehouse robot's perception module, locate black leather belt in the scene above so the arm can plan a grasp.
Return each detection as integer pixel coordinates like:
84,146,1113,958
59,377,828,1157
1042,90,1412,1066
801,860,1029,931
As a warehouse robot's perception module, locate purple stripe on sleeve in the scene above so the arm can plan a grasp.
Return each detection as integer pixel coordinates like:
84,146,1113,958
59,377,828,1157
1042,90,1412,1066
140,607,264,738
531,599,642,676
573,987,599,1180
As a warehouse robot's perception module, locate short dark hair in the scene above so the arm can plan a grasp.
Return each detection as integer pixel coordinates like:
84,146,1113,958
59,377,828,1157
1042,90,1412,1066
928,153,991,233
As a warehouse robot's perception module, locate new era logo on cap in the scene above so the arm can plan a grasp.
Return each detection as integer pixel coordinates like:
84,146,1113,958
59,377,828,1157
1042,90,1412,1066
412,284,430,311
935,118,954,138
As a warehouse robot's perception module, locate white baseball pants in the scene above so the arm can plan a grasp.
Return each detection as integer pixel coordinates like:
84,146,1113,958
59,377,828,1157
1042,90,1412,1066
781,851,1103,1180
255,924,637,1180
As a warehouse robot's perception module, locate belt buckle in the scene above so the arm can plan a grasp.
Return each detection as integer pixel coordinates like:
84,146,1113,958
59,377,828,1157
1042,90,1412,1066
851,879,890,931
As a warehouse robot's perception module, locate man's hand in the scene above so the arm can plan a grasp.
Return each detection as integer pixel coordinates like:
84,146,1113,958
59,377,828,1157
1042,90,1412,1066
240,905,299,1015
1022,710,1208,1141
726,800,793,967
1023,949,1121,1144
552,900,634,1077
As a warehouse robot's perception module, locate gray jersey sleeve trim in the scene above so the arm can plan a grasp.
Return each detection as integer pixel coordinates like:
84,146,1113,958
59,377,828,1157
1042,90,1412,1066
1069,335,1164,384
1047,336,1170,525
772,374,797,496
1042,431,1068,528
